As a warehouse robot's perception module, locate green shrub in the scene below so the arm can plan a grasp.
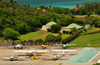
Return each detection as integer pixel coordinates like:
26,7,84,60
59,32,62,35
63,31,66,34
35,39,43,43
62,32,80,44
93,63,100,65
66,31,69,34
3,28,20,40
51,24,61,33
47,28,52,32
28,39,34,42
54,35,62,42
45,34,55,42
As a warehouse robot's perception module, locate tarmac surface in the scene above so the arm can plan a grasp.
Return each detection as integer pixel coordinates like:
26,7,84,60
0,46,99,65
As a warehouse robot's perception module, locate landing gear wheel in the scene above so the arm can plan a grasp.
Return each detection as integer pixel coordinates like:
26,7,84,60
17,47,19,50
14,47,16,49
21,47,23,49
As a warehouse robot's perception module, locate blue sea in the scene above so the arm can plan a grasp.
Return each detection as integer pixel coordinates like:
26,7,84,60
13,0,100,8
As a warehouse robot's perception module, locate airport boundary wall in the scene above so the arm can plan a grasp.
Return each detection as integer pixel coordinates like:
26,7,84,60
0,40,12,47
0,40,62,46
12,42,62,46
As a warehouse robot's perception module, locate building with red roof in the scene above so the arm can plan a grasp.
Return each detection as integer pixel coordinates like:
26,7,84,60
37,7,41,9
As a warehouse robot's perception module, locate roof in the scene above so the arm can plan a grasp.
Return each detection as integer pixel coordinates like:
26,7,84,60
85,24,91,26
37,7,41,9
46,21,57,25
62,23,83,29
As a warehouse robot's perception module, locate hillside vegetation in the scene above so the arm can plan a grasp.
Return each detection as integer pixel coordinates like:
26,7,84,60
69,33,100,47
0,0,84,40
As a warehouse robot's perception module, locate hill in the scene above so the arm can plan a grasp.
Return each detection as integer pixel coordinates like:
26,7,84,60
69,33,100,47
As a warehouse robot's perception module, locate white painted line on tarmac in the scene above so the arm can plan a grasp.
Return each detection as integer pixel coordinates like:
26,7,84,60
89,51,100,62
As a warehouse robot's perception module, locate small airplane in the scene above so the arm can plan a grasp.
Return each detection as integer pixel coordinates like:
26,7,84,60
62,44,76,49
14,49,49,57
43,50,77,61
1,54,25,61
9,44,28,50
35,44,51,49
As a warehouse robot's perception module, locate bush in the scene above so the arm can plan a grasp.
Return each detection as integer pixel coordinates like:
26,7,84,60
87,12,92,17
54,35,62,42
3,28,20,40
0,30,3,37
51,24,61,33
45,34,55,42
62,32,80,44
28,39,34,42
63,31,66,34
47,28,52,32
93,63,100,65
66,31,69,34
35,39,43,43
69,31,72,34
59,32,62,35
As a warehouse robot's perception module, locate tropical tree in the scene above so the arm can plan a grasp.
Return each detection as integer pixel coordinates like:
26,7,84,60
87,12,92,17
76,4,79,8
13,23,31,34
51,24,61,33
54,35,62,42
10,0,13,3
71,27,77,34
35,39,43,43
3,28,20,39
45,34,55,42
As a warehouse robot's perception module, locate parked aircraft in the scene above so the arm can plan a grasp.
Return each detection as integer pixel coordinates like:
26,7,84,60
62,44,76,49
35,44,51,49
1,54,25,61
14,49,49,57
43,50,77,61
9,44,28,50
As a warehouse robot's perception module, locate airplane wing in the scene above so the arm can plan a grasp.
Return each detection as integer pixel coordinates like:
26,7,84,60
1,57,10,59
14,50,49,52
52,50,77,52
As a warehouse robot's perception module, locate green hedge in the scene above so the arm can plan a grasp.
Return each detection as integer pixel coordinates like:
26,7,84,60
62,32,80,44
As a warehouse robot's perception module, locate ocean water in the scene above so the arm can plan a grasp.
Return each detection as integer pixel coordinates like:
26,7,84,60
13,0,100,8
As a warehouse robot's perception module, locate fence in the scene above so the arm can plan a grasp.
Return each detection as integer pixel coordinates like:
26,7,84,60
12,42,62,46
0,40,12,47
0,40,62,46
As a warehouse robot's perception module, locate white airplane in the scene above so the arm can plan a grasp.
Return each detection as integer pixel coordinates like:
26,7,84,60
9,44,28,50
62,44,76,49
35,44,51,49
14,50,49,57
1,54,25,61
43,50,77,61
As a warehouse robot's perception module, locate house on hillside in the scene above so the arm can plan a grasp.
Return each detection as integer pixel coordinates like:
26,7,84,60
42,8,49,12
60,23,84,33
42,21,57,31
85,24,91,30
37,7,41,9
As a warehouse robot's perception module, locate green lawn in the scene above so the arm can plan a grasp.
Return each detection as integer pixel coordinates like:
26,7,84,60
81,28,98,35
15,31,71,42
68,33,100,47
